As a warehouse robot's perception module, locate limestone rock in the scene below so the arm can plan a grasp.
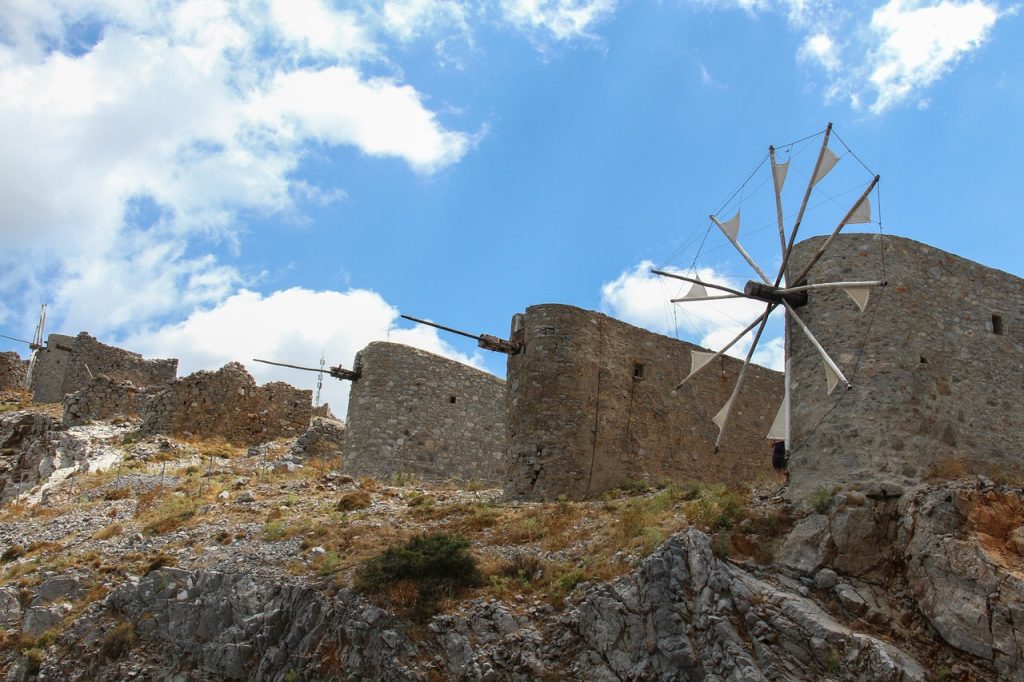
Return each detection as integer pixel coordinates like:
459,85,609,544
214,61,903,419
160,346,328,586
777,514,832,576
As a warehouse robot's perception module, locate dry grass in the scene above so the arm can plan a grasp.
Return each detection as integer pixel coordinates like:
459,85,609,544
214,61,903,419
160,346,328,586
93,523,124,540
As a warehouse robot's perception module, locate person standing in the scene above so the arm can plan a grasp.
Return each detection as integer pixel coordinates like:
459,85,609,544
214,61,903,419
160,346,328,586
771,439,789,484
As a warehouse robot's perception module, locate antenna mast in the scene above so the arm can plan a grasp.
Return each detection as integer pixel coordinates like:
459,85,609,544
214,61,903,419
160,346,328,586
315,350,325,409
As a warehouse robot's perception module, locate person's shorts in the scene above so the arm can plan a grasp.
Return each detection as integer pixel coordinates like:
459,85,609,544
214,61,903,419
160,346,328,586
772,452,787,470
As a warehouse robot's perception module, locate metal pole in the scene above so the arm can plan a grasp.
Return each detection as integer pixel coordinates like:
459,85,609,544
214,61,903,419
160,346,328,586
400,315,483,342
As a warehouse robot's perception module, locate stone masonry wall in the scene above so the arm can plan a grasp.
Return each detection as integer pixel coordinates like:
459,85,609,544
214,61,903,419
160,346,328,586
62,376,154,427
0,352,27,390
505,304,784,500
341,342,507,484
141,362,312,446
787,233,1024,499
29,334,75,403
62,332,177,397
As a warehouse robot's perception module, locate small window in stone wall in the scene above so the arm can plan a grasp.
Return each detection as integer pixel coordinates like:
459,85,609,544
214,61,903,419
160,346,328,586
992,314,1004,335
449,395,457,404
633,363,645,380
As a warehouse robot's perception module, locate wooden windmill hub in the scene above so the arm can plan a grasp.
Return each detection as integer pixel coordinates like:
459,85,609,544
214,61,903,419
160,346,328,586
743,281,808,307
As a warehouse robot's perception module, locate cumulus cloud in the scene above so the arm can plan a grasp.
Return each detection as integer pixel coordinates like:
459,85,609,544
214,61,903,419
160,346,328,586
865,0,1001,113
600,261,784,370
121,287,487,418
0,0,476,335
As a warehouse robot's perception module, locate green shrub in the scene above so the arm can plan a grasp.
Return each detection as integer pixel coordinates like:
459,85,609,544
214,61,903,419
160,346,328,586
808,487,833,514
355,533,481,619
556,568,586,594
23,647,43,675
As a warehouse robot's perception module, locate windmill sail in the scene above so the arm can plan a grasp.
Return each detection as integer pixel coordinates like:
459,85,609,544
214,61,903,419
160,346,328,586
811,147,839,186
841,285,872,312
771,159,789,190
843,196,872,225
767,396,787,440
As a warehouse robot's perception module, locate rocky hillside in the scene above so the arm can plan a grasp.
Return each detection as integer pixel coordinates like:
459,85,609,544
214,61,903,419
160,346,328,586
0,396,1021,680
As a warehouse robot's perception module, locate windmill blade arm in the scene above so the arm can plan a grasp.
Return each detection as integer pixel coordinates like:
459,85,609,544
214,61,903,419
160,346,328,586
0,334,33,346
789,175,880,286
775,280,885,294
710,215,773,284
674,304,776,390
714,304,773,452
782,301,850,390
669,293,743,303
650,269,746,297
775,123,834,286
769,145,787,256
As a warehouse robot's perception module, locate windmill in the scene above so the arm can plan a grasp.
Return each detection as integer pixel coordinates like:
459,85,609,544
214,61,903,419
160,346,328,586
1,304,47,390
654,123,883,453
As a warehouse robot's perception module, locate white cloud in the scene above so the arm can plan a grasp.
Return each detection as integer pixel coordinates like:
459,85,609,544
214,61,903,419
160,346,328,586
121,287,487,418
500,0,617,40
600,260,784,370
798,31,841,72
0,0,476,338
381,0,470,42
269,0,377,62
866,0,1000,113
692,0,1009,114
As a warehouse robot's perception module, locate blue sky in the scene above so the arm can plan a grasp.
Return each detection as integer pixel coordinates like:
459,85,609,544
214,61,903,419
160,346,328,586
1,0,1021,414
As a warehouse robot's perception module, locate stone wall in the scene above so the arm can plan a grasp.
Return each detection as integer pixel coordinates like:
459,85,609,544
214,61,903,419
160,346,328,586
0,352,27,390
141,362,312,445
29,334,75,403
505,304,784,500
787,233,1024,499
341,342,507,484
62,332,177,396
30,332,177,404
61,376,153,427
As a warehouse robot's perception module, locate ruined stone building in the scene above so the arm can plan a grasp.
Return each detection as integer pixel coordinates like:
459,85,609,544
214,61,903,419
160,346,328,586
504,304,784,500
341,342,507,484
141,362,312,446
787,233,1024,498
27,334,75,403
0,352,27,391
30,332,176,403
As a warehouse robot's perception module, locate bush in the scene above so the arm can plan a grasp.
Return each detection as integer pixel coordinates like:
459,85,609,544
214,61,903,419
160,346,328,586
355,533,481,620
100,622,135,660
336,490,372,512
2,544,25,563
808,487,833,514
